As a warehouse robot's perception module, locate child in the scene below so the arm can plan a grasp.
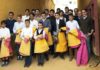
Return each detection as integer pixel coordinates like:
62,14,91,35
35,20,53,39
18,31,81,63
53,12,67,59
34,21,49,66
19,19,33,67
0,20,12,66
66,14,81,61
13,15,25,60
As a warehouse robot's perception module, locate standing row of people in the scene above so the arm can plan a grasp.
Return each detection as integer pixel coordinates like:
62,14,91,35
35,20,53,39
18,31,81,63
0,7,94,67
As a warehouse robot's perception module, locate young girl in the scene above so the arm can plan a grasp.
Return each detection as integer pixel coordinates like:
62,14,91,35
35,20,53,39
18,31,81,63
0,20,12,66
19,19,33,67
13,15,25,60
34,21,49,66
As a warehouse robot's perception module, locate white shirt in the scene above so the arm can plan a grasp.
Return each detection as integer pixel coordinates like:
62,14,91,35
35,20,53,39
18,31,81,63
22,15,29,22
20,27,33,40
0,27,11,38
30,19,38,28
13,21,25,33
66,20,80,31
0,28,3,38
34,29,46,40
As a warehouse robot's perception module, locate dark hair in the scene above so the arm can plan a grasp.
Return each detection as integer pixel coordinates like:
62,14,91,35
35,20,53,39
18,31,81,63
25,19,30,22
55,12,60,15
31,9,36,11
25,9,30,12
57,8,61,11
50,9,55,13
65,7,69,9
68,14,74,17
44,9,49,12
30,12,35,16
82,9,87,12
1,20,6,25
41,12,46,15
69,9,73,12
17,14,22,18
9,11,14,15
60,10,64,14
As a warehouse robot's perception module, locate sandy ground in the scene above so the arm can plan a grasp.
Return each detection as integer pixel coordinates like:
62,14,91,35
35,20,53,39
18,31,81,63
0,56,100,70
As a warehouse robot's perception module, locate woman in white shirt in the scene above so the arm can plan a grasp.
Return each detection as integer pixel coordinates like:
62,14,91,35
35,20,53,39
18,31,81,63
66,14,81,61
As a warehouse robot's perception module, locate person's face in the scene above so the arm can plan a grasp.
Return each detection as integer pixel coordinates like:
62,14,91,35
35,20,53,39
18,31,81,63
45,10,49,15
78,11,82,17
65,8,69,13
69,11,73,14
1,23,6,28
36,10,40,15
74,8,78,14
82,10,87,17
60,12,63,16
17,17,22,22
69,16,74,21
9,13,14,19
50,11,54,16
25,21,30,27
55,14,60,19
30,14,34,20
38,23,43,29
25,11,30,16
42,14,46,19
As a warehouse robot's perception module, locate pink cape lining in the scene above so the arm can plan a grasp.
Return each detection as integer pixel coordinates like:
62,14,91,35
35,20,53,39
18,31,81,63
76,30,88,65
4,38,13,53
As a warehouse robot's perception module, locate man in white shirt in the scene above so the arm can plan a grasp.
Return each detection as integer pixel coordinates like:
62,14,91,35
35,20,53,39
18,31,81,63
22,9,30,22
30,13,38,28
13,15,25,60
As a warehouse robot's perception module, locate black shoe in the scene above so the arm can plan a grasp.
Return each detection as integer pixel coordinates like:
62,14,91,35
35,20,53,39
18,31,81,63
53,54,58,58
1,61,6,67
17,56,20,60
24,64,30,67
19,56,23,60
60,55,65,59
45,57,49,61
38,63,44,66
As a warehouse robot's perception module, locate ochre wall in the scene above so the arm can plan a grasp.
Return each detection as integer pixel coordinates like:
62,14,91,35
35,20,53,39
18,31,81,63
97,0,100,16
39,0,55,11
0,0,40,21
78,0,91,10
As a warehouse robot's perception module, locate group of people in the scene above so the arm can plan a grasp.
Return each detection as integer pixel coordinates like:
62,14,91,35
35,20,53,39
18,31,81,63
0,7,94,67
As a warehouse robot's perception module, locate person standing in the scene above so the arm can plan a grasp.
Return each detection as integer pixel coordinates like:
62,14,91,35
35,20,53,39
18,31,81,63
80,9,94,57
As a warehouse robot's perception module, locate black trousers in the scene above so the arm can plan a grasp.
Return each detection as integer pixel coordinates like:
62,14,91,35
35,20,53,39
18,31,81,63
25,41,34,65
15,44,20,56
49,45,55,55
38,53,45,64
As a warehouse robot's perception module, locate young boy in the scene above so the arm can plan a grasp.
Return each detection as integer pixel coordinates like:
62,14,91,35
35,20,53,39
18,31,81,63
34,21,49,66
13,15,25,60
19,19,33,67
66,14,80,61
53,12,67,59
0,20,12,66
